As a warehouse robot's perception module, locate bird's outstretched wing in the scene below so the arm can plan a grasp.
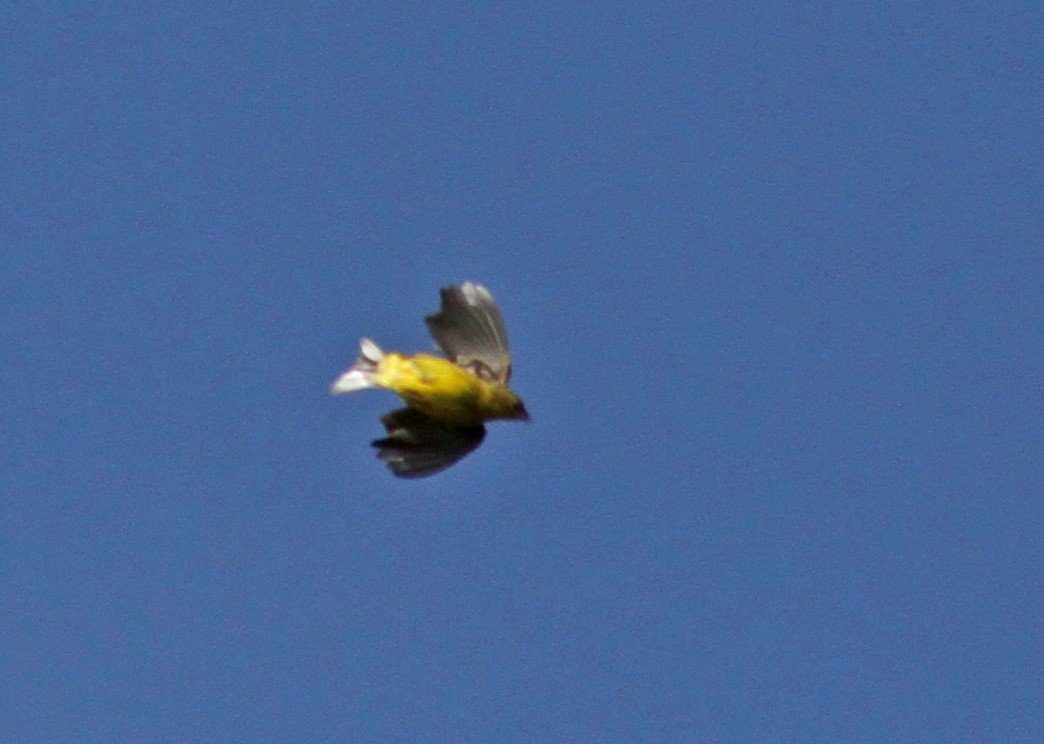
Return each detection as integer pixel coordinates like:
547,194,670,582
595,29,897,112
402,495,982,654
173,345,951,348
425,282,512,383
371,407,486,479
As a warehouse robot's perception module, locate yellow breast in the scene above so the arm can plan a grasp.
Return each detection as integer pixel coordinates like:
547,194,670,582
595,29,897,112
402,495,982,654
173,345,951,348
375,353,495,427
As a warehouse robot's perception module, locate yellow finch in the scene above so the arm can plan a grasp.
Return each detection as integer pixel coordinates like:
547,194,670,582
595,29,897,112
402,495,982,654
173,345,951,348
331,282,528,478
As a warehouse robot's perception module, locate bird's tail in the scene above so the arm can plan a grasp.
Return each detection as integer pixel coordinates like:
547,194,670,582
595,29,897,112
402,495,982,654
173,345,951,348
330,338,385,394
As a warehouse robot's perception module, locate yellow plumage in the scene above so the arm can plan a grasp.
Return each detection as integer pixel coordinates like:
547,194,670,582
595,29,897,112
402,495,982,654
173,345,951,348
331,282,528,478
373,352,524,427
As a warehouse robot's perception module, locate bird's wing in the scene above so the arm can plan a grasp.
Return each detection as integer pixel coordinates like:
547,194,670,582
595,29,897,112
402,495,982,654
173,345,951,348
424,282,512,383
371,407,486,479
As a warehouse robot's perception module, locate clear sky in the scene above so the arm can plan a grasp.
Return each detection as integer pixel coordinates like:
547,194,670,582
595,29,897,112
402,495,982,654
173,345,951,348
3,3,1041,742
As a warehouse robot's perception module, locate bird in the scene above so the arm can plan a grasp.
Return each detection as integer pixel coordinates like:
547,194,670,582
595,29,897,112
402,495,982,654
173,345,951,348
331,282,529,478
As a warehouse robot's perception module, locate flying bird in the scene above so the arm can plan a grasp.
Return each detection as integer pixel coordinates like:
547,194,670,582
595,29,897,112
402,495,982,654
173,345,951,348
331,282,528,478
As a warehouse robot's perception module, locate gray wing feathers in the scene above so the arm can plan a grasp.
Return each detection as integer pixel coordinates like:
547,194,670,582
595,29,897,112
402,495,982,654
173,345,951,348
424,282,512,382
372,407,486,478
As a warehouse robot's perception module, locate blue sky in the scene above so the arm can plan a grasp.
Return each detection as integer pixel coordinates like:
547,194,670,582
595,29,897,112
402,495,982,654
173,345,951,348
2,3,1041,742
